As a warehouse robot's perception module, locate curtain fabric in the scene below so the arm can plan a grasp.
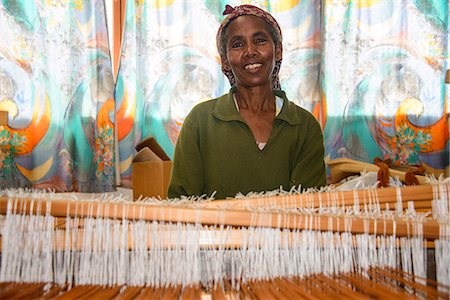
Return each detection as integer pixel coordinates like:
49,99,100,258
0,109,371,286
322,0,449,174
0,0,115,192
116,0,449,186
1,1,446,191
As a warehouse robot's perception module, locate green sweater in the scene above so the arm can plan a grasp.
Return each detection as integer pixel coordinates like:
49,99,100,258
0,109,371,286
168,89,326,199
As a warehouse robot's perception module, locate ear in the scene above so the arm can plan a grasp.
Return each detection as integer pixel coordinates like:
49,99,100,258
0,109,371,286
275,43,282,61
221,56,231,71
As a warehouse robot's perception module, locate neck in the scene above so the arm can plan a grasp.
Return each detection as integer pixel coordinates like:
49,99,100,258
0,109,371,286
234,86,275,113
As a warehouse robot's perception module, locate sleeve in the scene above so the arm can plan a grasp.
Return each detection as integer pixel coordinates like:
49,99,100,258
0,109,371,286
289,117,327,190
167,113,205,198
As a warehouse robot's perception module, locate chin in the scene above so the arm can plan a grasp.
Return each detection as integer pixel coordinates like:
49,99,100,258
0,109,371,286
241,81,271,88
237,77,271,87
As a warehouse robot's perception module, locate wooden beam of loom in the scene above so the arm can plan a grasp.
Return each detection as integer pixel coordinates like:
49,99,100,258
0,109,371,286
202,183,449,210
0,194,444,240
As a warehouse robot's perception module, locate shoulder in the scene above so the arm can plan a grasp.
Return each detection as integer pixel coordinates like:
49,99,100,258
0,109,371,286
288,101,315,118
275,91,321,130
182,93,227,126
188,98,218,115
188,92,230,114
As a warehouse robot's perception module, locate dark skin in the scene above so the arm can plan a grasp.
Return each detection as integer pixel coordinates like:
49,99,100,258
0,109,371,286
222,15,282,144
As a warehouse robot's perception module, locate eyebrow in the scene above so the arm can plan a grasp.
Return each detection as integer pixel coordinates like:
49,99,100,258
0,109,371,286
227,31,270,44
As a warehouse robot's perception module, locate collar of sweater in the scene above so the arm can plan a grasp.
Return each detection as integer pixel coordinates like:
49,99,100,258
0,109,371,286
212,87,302,125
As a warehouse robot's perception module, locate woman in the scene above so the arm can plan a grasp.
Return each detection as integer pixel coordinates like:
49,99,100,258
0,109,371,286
168,4,326,199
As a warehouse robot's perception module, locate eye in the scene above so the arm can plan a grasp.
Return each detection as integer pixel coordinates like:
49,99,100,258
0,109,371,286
231,41,243,48
255,37,267,43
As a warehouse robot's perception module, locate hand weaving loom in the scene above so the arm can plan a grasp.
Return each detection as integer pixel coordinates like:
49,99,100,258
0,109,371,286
0,182,449,299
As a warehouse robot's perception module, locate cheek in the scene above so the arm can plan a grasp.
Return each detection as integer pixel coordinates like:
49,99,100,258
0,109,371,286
225,53,240,70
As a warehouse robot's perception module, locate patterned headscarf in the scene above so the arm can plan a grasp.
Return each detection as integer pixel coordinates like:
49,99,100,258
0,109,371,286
216,4,283,90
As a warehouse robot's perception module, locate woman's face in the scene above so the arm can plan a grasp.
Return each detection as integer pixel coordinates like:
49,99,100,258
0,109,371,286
222,15,281,89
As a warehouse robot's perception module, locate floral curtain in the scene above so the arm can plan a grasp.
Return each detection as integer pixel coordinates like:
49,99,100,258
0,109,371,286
115,0,448,186
322,0,449,175
0,0,116,192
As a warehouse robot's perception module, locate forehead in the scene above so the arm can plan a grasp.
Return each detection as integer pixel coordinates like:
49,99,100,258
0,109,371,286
225,15,272,39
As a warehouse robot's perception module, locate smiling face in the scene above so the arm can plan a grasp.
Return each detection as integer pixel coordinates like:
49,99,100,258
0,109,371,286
222,15,282,89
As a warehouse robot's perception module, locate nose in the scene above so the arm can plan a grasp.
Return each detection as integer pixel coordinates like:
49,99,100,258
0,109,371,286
243,43,257,57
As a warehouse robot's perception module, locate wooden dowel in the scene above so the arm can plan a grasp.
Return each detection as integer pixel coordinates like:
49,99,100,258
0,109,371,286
339,273,417,299
0,197,445,240
0,196,444,239
368,267,444,299
385,267,450,292
315,274,371,300
203,184,449,210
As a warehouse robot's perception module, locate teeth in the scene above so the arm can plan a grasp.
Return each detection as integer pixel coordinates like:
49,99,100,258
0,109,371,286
245,63,262,70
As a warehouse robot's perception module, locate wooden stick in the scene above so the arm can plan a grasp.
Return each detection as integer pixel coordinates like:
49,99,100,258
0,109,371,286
0,196,444,239
368,267,446,299
202,184,449,210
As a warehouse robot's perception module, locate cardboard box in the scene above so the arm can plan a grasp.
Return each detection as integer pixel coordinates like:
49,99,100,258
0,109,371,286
132,160,172,200
132,137,172,200
0,111,8,126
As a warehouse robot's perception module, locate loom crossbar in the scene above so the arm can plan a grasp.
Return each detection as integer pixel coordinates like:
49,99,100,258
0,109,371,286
0,195,443,239
203,184,449,210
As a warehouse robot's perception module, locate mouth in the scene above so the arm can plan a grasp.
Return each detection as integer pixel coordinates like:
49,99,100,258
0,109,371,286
244,63,262,70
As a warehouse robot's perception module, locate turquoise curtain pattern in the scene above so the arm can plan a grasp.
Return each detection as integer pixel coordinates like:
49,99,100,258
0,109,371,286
115,0,321,186
0,0,116,192
322,0,449,174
